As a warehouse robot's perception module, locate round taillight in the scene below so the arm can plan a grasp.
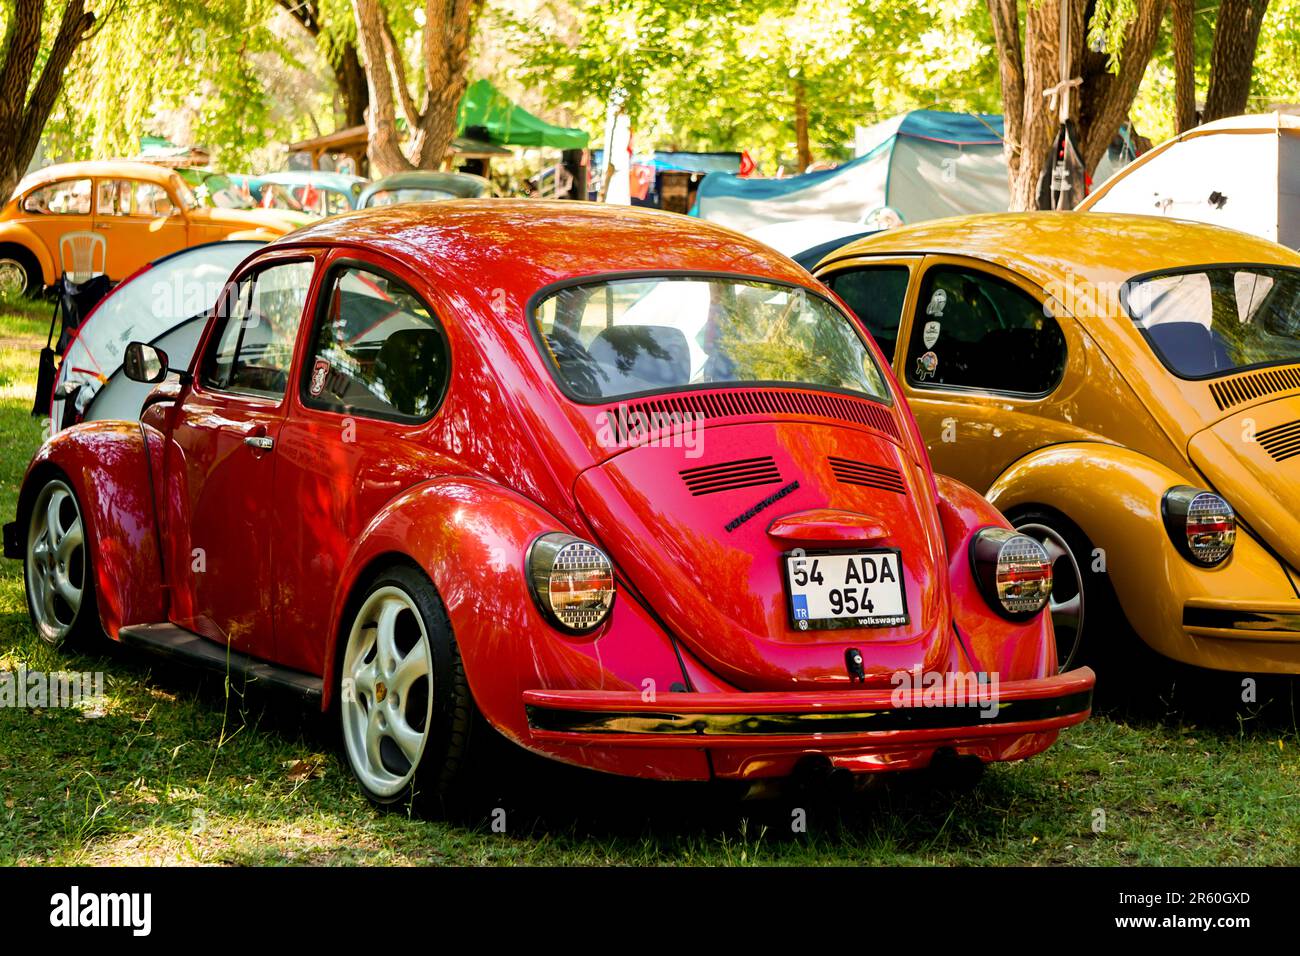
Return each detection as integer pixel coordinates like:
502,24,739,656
526,533,616,634
1163,486,1235,567
969,528,1053,618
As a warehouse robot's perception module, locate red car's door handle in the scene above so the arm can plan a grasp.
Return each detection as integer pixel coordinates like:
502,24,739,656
234,422,274,452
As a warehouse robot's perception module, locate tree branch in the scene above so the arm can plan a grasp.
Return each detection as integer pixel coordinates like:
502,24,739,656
986,0,1024,164
1079,0,1168,172
380,13,419,132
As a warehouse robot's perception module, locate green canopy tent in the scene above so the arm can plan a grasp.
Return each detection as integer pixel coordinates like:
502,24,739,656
456,79,589,150
287,81,589,189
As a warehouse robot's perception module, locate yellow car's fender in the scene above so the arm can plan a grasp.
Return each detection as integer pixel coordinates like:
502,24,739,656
986,441,1296,667
0,221,56,286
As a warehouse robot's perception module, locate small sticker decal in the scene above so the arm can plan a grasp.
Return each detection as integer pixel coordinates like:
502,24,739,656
916,350,939,381
309,359,329,397
926,288,947,316
922,320,941,349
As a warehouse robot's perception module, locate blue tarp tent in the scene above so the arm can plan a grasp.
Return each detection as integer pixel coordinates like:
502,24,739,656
695,110,1010,231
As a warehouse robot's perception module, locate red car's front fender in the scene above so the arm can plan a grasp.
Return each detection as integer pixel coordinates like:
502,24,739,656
322,477,692,749
16,421,166,638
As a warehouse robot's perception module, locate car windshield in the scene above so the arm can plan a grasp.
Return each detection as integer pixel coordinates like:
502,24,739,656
532,276,890,403
1126,266,1300,378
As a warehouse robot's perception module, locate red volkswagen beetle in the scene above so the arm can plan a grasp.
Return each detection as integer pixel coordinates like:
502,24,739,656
4,202,1094,808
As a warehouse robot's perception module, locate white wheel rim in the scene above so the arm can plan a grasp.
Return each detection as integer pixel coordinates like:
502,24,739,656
0,258,26,294
341,586,434,797
26,479,85,644
1014,521,1085,673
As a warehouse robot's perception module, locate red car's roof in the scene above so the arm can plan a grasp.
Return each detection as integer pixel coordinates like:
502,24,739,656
276,199,815,294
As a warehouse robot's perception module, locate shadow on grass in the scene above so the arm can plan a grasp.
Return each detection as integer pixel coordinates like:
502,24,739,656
0,617,1082,865
1088,637,1300,736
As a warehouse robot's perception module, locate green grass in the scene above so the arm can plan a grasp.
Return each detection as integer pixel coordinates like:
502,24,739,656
2,300,1299,865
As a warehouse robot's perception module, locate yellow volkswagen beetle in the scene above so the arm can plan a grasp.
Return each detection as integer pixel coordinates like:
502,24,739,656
814,213,1300,675
0,160,298,294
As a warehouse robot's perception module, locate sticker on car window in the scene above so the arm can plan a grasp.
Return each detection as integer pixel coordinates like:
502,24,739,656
922,320,941,349
309,358,329,397
916,350,938,381
926,289,947,316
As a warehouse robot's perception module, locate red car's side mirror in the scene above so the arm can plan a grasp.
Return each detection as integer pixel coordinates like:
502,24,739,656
122,341,170,384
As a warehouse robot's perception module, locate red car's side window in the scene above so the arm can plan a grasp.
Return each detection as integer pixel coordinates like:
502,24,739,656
201,260,315,399
299,264,450,422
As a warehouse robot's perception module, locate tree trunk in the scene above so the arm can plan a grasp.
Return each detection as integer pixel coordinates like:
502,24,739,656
1171,0,1197,132
0,0,98,200
986,0,1168,210
1077,0,1167,173
988,0,1025,178
351,0,481,175
1203,0,1269,122
793,77,811,172
335,48,369,129
277,0,369,129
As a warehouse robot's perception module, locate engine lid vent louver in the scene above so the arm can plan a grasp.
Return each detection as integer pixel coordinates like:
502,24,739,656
602,388,900,444
679,456,782,496
828,456,907,494
1256,419,1300,462
1209,366,1300,411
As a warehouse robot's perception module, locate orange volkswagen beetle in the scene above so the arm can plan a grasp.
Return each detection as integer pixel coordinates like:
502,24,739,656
814,213,1300,675
0,160,297,294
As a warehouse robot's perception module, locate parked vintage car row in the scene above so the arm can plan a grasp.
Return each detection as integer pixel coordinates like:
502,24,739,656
5,199,1296,810
0,160,495,296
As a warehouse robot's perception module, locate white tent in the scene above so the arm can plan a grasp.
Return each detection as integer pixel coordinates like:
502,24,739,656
1078,112,1300,249
52,241,263,430
695,110,1011,232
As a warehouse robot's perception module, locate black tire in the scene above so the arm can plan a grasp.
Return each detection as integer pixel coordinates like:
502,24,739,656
22,473,101,649
0,245,41,298
336,563,480,812
1007,506,1127,673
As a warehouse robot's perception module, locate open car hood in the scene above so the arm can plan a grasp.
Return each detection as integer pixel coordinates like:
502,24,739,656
574,418,953,691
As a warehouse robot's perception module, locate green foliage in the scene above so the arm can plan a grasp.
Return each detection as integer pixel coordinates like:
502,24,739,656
41,0,316,169
500,0,999,172
1252,0,1300,108
1132,0,1300,147
1087,0,1140,69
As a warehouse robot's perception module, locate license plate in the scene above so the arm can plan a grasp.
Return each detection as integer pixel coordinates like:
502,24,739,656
783,549,908,631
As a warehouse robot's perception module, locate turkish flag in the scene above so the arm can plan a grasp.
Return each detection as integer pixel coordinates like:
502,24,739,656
739,150,757,177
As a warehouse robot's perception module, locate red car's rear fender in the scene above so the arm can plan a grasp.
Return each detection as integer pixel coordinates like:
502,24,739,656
933,475,1055,681
17,421,166,638
322,477,690,747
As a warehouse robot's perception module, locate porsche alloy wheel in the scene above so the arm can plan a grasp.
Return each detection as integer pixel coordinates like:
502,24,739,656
339,566,474,808
1011,520,1085,673
25,478,92,646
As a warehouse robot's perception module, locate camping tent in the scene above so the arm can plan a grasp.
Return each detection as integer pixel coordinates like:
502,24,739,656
51,241,263,431
1078,112,1300,249
457,79,589,150
695,111,1010,232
